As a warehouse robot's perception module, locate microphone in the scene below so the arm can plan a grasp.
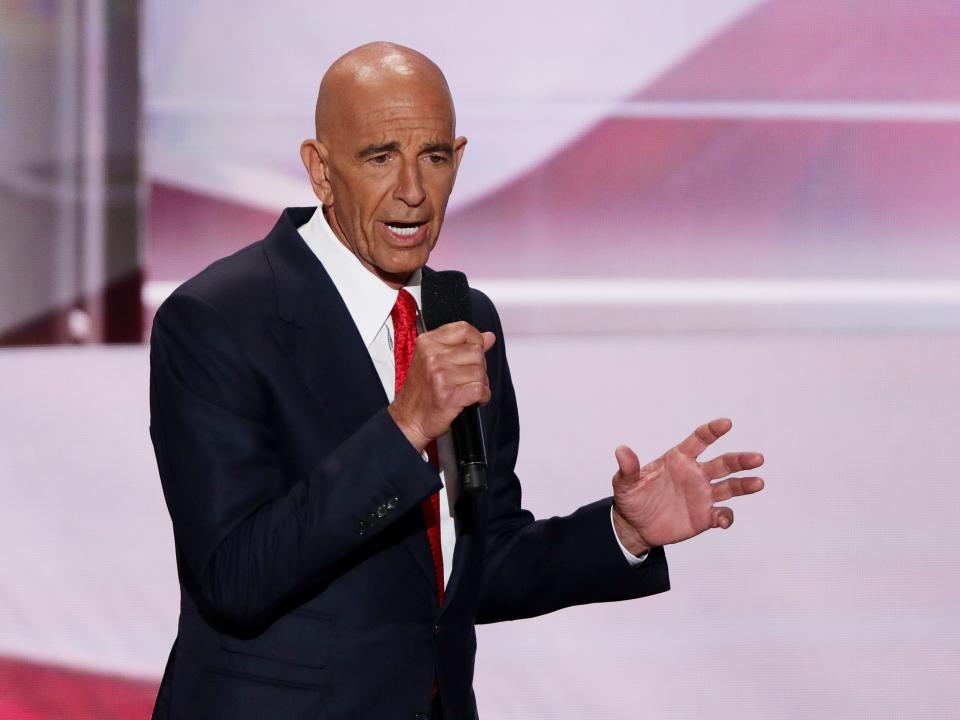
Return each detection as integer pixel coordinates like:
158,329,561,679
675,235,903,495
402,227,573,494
421,270,488,495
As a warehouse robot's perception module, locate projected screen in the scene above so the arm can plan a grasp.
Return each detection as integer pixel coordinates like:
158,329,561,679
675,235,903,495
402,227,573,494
143,1,960,297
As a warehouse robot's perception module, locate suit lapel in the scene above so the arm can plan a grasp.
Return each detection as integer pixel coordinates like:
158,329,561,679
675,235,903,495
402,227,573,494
264,208,437,591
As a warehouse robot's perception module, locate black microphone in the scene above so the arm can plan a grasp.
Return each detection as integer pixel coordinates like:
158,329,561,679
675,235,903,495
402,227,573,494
421,270,488,495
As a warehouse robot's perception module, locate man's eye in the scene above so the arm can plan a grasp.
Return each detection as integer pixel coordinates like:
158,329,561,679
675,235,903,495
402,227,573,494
427,154,447,164
369,154,390,165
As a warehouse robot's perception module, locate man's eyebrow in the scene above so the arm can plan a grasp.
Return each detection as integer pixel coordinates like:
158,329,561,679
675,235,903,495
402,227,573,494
420,142,453,155
357,141,400,158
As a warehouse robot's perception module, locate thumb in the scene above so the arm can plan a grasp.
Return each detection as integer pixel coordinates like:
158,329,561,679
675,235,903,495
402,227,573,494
482,331,497,352
613,445,641,487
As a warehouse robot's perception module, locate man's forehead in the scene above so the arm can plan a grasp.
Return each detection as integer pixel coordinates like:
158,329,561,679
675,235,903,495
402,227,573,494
353,103,453,130
337,98,455,145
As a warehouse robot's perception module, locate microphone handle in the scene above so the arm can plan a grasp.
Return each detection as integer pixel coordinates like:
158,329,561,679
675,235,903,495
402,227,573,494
450,405,488,494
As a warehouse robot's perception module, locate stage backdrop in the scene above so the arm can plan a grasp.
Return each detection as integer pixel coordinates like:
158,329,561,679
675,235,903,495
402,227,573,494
1,2,958,719
142,0,960,332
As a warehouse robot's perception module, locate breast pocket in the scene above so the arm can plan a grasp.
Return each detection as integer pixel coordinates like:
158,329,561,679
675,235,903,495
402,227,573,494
220,609,334,669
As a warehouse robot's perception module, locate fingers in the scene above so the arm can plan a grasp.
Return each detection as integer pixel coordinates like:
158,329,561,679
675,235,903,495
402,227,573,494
428,320,478,343
712,506,734,529
701,451,764,480
432,364,489,394
442,341,488,368
453,381,492,408
394,322,496,443
710,476,765,502
424,326,492,404
428,321,496,351
419,325,496,378
676,417,732,458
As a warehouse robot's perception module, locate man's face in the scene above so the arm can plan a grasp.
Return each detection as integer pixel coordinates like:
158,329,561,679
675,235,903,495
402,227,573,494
317,81,466,287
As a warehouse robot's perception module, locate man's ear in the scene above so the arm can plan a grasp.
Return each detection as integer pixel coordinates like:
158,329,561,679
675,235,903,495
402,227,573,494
452,135,468,183
300,139,334,205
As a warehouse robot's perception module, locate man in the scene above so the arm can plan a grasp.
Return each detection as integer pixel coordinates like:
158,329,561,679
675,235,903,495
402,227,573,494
149,42,765,719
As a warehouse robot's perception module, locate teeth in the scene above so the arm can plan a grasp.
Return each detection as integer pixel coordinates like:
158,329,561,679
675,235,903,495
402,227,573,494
387,224,420,237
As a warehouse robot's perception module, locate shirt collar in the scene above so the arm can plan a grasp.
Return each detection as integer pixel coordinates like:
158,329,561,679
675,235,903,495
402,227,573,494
297,207,422,348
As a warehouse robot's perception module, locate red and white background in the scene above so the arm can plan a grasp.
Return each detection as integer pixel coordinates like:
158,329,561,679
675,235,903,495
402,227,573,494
1,0,958,717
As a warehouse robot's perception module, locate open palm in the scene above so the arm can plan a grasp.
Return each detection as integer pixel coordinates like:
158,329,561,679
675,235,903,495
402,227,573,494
612,418,765,552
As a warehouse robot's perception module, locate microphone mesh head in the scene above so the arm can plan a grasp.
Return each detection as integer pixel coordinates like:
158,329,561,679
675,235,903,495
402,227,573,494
422,270,472,330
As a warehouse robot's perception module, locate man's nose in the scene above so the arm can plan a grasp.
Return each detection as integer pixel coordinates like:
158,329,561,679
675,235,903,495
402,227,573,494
394,159,426,207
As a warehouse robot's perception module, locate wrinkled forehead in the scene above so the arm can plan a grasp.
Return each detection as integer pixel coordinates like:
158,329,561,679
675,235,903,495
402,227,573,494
331,81,456,148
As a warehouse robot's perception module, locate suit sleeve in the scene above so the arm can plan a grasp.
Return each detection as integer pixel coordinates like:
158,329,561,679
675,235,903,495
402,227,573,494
149,291,440,632
473,295,669,624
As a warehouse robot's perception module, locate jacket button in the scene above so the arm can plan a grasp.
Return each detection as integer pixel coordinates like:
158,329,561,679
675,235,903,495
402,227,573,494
414,714,429,720
387,496,400,510
433,624,440,636
357,519,367,535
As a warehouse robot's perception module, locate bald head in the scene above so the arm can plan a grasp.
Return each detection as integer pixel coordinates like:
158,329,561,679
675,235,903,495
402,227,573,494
299,42,467,288
314,42,455,140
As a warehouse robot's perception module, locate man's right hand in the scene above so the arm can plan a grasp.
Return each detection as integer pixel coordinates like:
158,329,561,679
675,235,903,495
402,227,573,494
388,321,496,453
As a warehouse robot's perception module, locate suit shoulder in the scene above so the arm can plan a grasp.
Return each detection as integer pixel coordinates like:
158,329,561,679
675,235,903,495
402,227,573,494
159,241,274,323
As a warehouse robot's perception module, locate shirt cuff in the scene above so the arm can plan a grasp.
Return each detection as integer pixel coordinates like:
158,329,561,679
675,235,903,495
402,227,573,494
610,506,649,566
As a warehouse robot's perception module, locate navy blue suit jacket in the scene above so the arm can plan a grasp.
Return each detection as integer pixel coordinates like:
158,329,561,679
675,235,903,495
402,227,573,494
149,207,669,719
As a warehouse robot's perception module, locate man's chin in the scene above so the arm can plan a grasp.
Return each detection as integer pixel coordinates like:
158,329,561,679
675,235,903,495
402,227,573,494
372,252,431,288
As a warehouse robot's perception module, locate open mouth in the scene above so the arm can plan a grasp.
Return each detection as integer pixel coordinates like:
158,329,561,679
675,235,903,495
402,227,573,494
383,220,428,242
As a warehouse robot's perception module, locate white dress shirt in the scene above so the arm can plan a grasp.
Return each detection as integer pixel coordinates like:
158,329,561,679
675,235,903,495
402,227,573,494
297,207,645,590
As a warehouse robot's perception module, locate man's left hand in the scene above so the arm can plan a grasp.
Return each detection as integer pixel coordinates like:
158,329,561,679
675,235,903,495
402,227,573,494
610,418,765,556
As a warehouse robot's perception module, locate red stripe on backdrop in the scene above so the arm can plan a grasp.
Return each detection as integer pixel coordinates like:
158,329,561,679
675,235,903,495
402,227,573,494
0,656,158,720
638,0,960,101
148,183,278,281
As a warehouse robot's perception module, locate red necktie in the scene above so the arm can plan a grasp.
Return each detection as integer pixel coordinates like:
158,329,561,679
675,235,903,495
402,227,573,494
391,289,445,606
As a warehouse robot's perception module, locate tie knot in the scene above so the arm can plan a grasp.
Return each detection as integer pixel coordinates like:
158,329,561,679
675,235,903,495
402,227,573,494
391,288,418,336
